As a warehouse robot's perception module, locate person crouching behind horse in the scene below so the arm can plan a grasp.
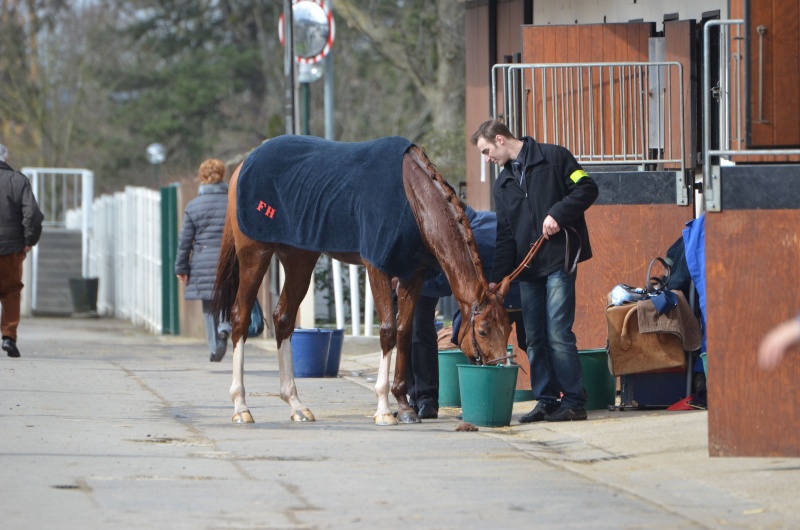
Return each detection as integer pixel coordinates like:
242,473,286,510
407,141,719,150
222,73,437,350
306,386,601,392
175,158,232,362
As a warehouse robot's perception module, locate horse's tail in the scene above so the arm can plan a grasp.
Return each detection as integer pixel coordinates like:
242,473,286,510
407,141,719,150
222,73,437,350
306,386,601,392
210,213,239,322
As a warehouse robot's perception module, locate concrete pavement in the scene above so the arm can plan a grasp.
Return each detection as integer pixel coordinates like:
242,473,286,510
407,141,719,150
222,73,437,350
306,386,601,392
1,316,798,529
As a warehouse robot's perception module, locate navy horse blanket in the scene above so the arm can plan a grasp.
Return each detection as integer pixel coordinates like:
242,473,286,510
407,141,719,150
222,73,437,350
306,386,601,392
237,135,426,278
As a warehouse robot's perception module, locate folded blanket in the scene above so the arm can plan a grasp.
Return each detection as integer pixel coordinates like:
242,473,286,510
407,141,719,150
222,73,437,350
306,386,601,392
637,290,702,351
236,135,425,278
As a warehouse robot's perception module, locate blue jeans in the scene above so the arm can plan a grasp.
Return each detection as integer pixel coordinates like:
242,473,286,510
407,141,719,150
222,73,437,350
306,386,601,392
520,268,585,408
201,300,232,354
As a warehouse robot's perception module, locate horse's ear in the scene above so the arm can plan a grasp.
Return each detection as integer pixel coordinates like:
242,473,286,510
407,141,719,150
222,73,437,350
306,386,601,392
494,277,512,302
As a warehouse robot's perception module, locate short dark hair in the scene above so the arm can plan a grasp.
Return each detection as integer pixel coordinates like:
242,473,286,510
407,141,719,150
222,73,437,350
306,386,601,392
470,119,513,145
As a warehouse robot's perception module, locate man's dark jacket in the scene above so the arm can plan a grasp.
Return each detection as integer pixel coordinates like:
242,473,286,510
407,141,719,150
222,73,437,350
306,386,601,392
491,137,598,282
0,161,44,256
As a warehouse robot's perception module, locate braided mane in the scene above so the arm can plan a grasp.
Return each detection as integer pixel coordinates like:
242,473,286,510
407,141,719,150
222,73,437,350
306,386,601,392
408,145,487,287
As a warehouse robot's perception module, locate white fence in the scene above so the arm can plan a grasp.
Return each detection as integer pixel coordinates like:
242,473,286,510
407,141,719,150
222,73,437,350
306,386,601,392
72,185,377,336
69,186,162,333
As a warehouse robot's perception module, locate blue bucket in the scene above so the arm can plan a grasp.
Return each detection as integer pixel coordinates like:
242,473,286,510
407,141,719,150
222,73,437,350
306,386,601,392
325,329,345,377
291,328,331,378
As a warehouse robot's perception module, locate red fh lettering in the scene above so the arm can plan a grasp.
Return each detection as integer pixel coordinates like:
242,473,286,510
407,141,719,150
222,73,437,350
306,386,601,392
255,200,276,218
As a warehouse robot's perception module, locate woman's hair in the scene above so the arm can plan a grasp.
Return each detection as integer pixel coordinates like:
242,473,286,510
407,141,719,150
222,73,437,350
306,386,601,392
198,158,225,184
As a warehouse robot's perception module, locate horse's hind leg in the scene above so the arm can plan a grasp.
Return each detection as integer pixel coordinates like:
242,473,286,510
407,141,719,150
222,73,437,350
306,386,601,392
364,265,399,426
392,269,426,424
274,247,321,422
230,244,272,424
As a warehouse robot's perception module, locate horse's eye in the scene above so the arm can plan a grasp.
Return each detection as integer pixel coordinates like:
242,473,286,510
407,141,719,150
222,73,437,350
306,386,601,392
477,330,488,338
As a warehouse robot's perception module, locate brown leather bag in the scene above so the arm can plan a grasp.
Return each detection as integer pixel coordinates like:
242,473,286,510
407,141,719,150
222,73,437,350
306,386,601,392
605,302,687,376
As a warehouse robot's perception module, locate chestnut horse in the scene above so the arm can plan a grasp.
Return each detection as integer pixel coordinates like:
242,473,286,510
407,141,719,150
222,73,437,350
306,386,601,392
211,138,512,426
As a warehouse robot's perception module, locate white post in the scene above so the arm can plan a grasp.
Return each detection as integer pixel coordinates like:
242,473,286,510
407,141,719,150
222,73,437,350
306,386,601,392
349,264,360,336
332,259,345,329
299,280,315,328
81,171,94,278
364,268,374,337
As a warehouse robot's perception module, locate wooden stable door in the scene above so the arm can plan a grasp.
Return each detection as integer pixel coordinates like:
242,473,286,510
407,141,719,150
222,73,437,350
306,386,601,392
747,0,800,147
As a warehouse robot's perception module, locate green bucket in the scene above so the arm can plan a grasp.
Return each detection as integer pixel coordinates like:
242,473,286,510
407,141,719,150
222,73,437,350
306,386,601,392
438,349,464,407
458,364,519,427
579,349,617,410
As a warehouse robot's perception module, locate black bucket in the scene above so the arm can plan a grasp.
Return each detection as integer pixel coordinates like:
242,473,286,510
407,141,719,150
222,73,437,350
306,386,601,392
68,278,99,317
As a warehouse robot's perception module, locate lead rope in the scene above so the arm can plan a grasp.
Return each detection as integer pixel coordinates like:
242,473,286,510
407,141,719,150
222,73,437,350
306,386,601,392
482,227,582,372
490,225,583,293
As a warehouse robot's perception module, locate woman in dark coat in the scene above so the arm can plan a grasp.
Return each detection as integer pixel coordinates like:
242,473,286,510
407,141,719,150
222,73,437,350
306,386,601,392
175,158,231,362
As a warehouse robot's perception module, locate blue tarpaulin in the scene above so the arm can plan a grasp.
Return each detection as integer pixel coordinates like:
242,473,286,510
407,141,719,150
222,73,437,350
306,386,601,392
683,214,706,352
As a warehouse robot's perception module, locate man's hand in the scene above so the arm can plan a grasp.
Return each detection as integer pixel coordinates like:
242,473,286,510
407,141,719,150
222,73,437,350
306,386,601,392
23,246,32,253
489,282,498,292
176,274,188,285
542,215,560,239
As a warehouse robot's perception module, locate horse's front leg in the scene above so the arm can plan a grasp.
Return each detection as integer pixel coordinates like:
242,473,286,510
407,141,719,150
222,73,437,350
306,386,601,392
277,336,315,422
273,248,320,422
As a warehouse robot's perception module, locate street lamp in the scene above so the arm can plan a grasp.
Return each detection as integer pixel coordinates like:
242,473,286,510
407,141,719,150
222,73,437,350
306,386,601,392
145,143,166,188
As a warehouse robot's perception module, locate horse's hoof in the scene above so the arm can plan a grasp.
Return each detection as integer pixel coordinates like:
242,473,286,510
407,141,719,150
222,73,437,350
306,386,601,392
232,411,254,423
396,409,421,424
291,408,315,422
374,413,398,426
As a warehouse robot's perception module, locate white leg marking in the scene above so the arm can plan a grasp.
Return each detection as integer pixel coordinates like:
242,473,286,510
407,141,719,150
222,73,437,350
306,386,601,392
373,348,394,418
278,339,302,410
230,337,248,415
278,338,314,421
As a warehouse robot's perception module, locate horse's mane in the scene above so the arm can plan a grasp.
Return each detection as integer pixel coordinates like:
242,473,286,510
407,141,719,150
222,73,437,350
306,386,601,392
408,145,486,286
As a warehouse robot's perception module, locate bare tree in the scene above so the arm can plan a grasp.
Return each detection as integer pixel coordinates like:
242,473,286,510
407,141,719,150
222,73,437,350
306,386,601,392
0,0,93,166
334,0,465,129
334,0,466,179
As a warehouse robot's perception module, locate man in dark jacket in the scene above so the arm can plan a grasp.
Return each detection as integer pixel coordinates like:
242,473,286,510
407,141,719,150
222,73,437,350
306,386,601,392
471,120,598,422
0,144,44,358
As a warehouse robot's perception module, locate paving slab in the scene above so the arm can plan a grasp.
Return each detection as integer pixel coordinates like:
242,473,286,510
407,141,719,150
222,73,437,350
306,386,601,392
1,317,797,529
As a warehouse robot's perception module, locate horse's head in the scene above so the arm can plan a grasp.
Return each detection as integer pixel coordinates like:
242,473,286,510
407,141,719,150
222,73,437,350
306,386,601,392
458,279,513,365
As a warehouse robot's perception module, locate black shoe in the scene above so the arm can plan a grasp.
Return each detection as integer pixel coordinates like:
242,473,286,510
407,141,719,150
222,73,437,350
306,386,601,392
417,404,438,419
210,352,218,362
518,401,560,423
544,405,588,422
3,337,20,358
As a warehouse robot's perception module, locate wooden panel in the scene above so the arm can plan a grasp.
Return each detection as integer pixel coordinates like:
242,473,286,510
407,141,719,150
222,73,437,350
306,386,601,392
706,210,800,456
465,3,492,211
464,0,525,211
497,0,525,56
748,0,800,147
521,23,655,160
665,20,696,169
574,205,693,350
771,0,800,144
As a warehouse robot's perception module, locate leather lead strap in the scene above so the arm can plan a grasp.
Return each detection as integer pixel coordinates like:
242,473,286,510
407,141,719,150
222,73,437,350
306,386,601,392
492,225,583,291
